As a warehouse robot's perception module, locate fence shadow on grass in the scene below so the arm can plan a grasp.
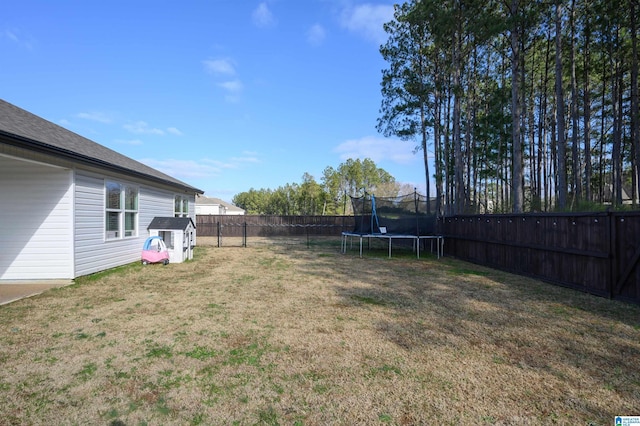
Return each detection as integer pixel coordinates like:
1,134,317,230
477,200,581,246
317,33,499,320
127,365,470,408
276,244,640,420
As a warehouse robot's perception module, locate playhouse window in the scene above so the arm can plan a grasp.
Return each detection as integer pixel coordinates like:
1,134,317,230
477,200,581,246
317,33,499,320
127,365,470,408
160,230,174,249
105,181,138,239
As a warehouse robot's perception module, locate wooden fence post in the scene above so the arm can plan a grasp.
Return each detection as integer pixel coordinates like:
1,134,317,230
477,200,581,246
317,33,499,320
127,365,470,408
243,222,247,248
608,211,615,299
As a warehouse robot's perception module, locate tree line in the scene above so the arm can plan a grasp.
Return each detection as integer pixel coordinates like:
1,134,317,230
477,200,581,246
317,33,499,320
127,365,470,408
232,158,413,215
378,0,640,214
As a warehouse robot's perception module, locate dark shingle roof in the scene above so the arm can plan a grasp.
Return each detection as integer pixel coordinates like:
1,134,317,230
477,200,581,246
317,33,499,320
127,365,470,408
147,217,196,230
0,99,202,193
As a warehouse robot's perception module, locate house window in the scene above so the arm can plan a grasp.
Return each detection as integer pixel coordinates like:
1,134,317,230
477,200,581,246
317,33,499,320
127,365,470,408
175,195,189,217
106,181,138,239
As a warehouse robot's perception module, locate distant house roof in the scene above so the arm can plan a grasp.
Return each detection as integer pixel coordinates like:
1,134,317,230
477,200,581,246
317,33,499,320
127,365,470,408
603,184,636,204
0,99,203,194
196,195,245,213
147,217,196,230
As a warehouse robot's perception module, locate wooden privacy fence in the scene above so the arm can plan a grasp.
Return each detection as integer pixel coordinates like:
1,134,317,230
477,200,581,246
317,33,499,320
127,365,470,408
196,215,355,246
440,212,640,304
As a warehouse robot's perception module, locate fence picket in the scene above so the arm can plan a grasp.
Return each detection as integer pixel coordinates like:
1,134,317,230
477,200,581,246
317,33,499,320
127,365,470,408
441,212,640,304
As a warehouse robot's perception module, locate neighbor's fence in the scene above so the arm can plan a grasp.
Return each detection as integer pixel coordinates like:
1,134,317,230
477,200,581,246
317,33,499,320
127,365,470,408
196,215,355,246
440,211,640,304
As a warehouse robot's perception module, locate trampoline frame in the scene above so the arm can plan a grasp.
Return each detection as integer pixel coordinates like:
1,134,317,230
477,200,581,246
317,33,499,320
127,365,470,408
341,232,444,259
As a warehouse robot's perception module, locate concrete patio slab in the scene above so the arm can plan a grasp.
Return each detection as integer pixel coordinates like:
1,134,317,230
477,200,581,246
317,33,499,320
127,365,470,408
0,280,73,305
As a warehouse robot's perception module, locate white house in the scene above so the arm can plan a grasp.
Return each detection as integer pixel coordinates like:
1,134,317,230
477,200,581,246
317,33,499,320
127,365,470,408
0,99,203,281
195,194,245,215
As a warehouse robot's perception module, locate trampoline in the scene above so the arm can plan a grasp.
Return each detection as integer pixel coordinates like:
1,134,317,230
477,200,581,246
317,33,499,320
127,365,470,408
340,191,443,259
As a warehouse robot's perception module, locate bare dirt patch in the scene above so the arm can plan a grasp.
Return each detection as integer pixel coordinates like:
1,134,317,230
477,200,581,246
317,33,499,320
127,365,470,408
0,237,638,425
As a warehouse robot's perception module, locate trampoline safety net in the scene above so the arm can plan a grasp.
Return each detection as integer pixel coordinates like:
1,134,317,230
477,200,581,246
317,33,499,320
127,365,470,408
349,191,436,236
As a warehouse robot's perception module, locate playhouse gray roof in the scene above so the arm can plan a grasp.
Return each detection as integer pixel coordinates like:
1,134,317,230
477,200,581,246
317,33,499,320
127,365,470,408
0,99,202,194
147,216,196,231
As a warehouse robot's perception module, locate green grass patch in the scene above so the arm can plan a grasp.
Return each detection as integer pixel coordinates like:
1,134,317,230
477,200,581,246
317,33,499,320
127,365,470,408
184,346,218,360
75,261,142,283
146,343,174,359
365,364,403,379
350,294,387,306
75,331,90,340
226,342,265,366
157,370,193,390
258,257,290,270
317,253,334,258
257,406,279,425
233,274,257,285
155,397,172,416
447,266,491,276
76,362,97,381
379,413,393,422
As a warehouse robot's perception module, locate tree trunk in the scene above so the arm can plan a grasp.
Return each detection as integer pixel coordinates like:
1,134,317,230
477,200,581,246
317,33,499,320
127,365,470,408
583,11,592,203
421,104,431,214
444,81,453,215
434,60,444,217
527,47,538,211
569,0,581,206
612,50,623,206
555,1,568,210
453,15,465,214
631,0,640,206
466,57,475,212
511,0,524,213
599,55,607,203
541,26,552,211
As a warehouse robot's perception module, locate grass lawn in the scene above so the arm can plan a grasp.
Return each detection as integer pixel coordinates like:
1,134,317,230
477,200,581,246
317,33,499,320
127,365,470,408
0,237,639,425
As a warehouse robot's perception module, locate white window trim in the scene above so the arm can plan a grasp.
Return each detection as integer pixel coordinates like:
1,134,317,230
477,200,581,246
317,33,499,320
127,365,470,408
105,180,139,240
174,194,189,217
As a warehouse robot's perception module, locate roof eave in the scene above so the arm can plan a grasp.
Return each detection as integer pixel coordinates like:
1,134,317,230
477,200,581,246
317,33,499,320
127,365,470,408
0,130,204,194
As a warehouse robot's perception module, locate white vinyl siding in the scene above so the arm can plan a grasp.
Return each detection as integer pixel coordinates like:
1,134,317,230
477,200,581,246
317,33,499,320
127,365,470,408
74,171,182,277
139,187,175,224
0,155,73,280
0,155,197,280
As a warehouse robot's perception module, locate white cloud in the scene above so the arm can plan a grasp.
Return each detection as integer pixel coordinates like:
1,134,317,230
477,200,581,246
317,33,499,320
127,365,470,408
77,111,112,124
339,3,394,44
124,121,165,135
3,28,34,50
252,2,276,28
139,158,223,179
139,154,261,180
217,79,244,102
230,154,260,164
203,58,236,75
203,57,244,102
334,135,416,164
307,24,326,46
115,139,144,146
4,29,18,42
218,79,244,93
167,127,183,136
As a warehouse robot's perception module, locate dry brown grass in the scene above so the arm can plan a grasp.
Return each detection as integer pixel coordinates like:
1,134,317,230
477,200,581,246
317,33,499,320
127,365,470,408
0,237,639,425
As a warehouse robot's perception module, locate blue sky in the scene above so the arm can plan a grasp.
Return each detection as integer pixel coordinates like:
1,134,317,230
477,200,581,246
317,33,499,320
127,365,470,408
1,0,427,202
